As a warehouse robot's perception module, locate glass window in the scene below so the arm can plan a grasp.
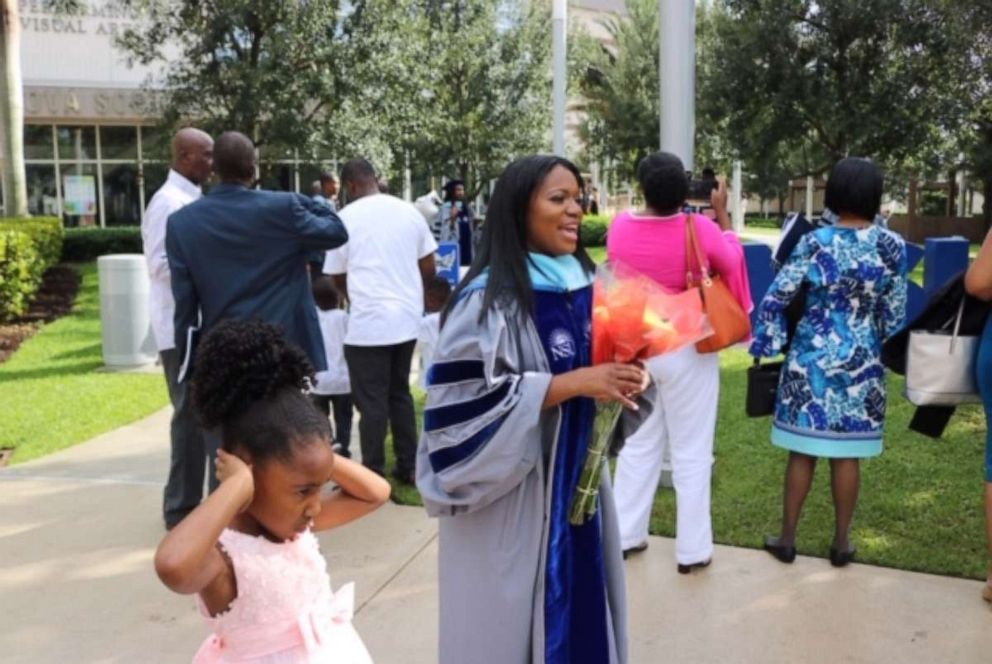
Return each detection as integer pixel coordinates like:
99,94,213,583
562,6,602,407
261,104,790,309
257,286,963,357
258,162,294,192
139,125,170,162
141,162,169,208
100,125,138,160
56,125,97,161
25,164,59,216
298,163,332,196
60,163,100,228
25,124,54,160
103,163,141,226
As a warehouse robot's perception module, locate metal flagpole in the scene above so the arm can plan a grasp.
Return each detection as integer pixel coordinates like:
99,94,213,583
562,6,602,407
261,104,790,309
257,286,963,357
658,0,696,172
552,0,567,157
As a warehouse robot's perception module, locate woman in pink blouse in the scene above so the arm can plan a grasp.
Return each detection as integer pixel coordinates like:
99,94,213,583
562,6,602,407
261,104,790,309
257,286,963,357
608,152,751,573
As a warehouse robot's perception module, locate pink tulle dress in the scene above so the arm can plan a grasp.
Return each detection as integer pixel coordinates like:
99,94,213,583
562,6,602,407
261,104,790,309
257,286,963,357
193,528,372,663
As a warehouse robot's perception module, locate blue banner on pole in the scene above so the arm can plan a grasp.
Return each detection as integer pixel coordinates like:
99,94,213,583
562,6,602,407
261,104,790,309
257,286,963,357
436,242,460,287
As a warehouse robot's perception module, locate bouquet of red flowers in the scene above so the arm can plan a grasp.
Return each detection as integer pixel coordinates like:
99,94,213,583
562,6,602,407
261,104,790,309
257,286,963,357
570,262,712,525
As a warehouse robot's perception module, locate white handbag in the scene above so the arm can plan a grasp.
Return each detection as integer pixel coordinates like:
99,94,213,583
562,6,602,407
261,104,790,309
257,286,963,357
905,298,982,406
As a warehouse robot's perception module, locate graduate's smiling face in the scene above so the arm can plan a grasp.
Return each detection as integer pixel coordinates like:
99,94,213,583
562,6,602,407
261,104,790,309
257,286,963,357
526,165,584,256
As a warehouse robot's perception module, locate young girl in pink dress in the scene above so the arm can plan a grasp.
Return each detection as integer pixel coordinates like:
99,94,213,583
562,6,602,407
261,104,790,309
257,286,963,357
154,320,391,663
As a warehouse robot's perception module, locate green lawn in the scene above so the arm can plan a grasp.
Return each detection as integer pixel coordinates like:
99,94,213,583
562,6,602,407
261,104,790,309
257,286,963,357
585,234,985,578
6,255,986,579
384,386,428,505
0,263,169,463
741,225,781,238
653,349,987,580
389,350,988,579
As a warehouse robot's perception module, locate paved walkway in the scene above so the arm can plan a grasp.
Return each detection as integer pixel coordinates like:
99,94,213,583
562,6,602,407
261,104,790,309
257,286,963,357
1,407,990,663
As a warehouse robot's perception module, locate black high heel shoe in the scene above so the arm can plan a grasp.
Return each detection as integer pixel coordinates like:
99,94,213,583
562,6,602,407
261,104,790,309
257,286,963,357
763,535,796,564
677,559,711,575
829,545,856,567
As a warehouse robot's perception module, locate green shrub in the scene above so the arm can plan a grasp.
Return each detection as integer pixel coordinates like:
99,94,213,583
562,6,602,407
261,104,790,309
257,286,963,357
581,214,611,246
61,226,143,262
0,216,63,266
0,217,63,320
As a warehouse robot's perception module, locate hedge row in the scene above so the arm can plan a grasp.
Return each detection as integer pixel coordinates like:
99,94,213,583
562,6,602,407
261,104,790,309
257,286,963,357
0,217,64,320
61,226,143,262
581,214,611,246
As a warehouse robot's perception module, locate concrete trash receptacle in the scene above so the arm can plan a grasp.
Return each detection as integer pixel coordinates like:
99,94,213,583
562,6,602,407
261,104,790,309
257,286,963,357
97,254,157,368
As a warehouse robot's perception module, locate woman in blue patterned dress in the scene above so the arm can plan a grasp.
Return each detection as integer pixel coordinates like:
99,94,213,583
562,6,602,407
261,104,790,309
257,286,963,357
750,158,908,567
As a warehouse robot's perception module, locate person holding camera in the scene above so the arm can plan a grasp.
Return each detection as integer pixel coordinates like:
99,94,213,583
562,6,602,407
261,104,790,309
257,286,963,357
437,179,476,265
609,151,751,573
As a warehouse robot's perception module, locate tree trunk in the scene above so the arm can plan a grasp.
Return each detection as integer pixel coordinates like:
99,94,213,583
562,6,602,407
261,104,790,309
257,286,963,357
0,0,27,217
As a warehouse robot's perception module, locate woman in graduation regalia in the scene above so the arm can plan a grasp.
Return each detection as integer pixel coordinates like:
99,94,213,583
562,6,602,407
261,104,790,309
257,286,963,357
416,155,651,664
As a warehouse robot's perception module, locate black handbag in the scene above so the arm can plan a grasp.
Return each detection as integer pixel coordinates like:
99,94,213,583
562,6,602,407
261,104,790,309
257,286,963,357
746,358,782,418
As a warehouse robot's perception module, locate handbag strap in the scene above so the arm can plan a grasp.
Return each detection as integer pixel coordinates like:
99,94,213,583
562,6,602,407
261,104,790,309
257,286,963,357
950,297,966,353
685,214,712,288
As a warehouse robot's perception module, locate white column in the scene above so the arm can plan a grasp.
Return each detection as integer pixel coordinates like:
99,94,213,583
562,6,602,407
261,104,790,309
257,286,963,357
552,0,567,157
659,0,696,172
591,160,601,211
805,175,814,219
403,151,412,201
293,149,300,193
956,169,967,217
732,159,743,232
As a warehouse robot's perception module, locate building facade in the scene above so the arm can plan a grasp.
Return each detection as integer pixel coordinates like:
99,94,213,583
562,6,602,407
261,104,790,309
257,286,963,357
13,0,328,226
16,1,169,226
9,0,630,225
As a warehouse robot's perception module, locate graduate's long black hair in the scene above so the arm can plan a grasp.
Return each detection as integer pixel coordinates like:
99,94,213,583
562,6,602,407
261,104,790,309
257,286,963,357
443,155,595,325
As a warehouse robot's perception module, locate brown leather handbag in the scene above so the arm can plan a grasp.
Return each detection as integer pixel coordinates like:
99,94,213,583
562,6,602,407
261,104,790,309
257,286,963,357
685,214,751,353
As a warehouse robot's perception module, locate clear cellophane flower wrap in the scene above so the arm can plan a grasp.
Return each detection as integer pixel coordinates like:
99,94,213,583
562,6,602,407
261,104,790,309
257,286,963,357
569,261,713,525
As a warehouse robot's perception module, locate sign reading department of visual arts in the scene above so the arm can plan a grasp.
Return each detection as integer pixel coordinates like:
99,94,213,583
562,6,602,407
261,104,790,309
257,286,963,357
62,175,97,215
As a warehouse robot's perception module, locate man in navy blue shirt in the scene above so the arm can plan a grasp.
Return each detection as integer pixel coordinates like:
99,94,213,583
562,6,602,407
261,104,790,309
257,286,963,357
166,131,347,497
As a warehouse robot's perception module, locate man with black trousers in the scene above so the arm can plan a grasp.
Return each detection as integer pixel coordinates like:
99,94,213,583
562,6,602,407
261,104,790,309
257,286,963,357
324,158,437,483
142,127,213,530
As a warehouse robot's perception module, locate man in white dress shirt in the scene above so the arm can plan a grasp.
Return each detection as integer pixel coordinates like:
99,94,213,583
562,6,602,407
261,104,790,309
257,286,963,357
141,127,214,529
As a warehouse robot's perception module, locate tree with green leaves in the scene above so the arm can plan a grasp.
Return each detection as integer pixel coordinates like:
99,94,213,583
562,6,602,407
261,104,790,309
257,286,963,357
699,0,958,199
939,0,992,226
573,0,659,184
310,0,432,175
410,0,552,198
117,0,552,194
117,1,345,158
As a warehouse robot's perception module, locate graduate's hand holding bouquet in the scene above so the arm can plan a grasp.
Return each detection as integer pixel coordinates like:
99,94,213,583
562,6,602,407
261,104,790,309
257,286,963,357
569,262,712,525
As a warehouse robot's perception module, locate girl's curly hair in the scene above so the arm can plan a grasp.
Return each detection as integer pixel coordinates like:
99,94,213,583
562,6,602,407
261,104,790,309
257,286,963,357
191,319,331,463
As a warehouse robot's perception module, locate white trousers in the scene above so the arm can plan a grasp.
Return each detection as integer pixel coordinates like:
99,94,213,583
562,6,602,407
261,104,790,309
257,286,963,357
613,345,720,565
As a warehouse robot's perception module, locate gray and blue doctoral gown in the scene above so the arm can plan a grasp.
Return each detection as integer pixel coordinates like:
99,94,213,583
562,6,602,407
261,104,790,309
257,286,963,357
416,253,642,664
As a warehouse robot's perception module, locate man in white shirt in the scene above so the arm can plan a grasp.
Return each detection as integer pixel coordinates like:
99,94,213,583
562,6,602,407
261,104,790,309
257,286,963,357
324,158,437,484
141,127,213,530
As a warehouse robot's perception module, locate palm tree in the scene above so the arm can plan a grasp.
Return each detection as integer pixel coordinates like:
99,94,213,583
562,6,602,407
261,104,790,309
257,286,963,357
0,0,27,217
